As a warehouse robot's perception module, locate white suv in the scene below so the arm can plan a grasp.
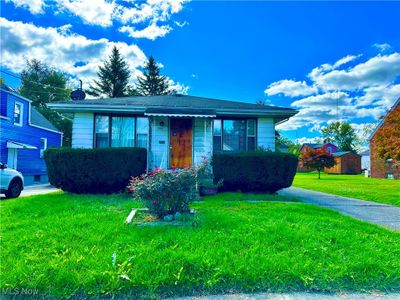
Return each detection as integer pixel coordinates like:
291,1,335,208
0,163,24,198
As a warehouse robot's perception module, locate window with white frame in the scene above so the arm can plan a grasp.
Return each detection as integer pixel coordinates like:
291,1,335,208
213,119,256,152
94,115,149,148
14,102,23,126
40,138,47,158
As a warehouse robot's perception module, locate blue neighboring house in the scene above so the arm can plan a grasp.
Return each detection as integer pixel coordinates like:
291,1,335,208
0,87,63,185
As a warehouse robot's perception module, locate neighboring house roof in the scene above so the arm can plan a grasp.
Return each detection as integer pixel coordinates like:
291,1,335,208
30,107,59,132
359,150,370,156
1,84,18,93
333,151,360,157
303,143,324,149
1,88,61,133
48,94,297,123
369,97,400,141
299,142,337,152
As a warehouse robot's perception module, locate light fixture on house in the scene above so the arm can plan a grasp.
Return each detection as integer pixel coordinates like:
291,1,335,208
159,121,165,127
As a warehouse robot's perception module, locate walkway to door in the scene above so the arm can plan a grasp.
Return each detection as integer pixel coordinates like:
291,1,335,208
278,186,400,231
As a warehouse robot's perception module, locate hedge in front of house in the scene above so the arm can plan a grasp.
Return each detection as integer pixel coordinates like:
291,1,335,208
44,148,147,194
213,151,298,193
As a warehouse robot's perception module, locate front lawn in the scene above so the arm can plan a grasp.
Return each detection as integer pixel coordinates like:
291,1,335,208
293,172,400,207
1,192,400,298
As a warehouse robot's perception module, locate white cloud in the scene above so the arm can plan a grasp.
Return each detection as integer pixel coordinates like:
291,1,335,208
291,91,351,108
168,79,189,94
119,23,172,40
264,79,317,97
296,136,324,145
356,83,400,108
373,43,392,53
6,0,189,39
311,53,400,91
270,49,400,132
5,0,45,14
174,20,188,28
0,18,147,88
57,0,116,27
308,54,362,82
332,54,362,69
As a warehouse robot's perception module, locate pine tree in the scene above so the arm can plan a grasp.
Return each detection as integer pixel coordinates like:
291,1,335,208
136,56,171,96
88,47,131,98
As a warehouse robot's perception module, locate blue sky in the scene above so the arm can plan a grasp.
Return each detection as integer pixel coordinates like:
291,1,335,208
1,1,400,143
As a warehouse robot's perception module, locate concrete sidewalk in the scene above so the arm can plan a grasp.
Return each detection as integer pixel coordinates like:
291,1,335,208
279,186,400,231
170,292,400,300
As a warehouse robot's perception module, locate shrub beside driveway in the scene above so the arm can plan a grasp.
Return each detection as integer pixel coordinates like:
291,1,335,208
1,192,399,298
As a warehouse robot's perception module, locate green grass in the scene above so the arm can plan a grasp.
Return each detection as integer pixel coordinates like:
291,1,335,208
1,192,400,299
293,172,400,206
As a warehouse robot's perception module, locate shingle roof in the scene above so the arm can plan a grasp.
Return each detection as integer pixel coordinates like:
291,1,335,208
55,94,295,111
333,151,360,157
30,107,59,132
303,143,324,149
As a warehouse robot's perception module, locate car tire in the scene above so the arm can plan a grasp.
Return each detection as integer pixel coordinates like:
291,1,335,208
5,179,22,199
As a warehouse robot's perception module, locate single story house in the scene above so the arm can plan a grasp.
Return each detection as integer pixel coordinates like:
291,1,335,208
48,95,297,169
297,142,338,172
299,142,338,154
369,97,400,179
324,151,361,174
0,88,63,185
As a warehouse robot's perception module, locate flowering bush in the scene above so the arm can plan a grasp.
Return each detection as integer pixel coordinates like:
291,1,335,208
128,167,198,218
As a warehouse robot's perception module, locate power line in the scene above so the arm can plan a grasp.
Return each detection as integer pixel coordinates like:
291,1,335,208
1,69,74,92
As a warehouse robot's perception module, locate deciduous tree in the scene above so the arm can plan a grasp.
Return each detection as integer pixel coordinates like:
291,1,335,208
321,121,357,151
374,107,400,163
300,148,336,179
19,59,72,146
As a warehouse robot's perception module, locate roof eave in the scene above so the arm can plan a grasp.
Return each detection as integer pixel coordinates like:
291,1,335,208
48,104,298,119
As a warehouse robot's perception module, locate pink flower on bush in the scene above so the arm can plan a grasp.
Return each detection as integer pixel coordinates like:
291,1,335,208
152,199,158,206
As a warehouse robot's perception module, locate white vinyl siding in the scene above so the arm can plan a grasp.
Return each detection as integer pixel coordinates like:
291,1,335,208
72,113,94,148
193,118,212,165
149,116,169,169
257,117,275,151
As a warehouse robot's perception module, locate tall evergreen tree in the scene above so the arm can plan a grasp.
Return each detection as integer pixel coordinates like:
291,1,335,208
88,47,132,98
19,59,73,146
136,55,171,96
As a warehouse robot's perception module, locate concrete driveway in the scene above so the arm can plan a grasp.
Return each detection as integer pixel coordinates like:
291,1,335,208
1,184,60,199
279,187,400,231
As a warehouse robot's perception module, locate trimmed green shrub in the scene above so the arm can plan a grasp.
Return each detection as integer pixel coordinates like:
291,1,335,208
44,148,147,194
213,151,298,193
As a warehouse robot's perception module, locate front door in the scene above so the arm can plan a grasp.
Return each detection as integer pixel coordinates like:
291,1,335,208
170,118,192,168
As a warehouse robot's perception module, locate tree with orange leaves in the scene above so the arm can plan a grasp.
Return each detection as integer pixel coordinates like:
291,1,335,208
374,107,400,164
300,147,336,179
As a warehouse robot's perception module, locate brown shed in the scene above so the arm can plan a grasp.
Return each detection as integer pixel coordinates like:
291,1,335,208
324,151,361,174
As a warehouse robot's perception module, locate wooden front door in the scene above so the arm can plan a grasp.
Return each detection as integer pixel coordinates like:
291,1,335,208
170,118,192,168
